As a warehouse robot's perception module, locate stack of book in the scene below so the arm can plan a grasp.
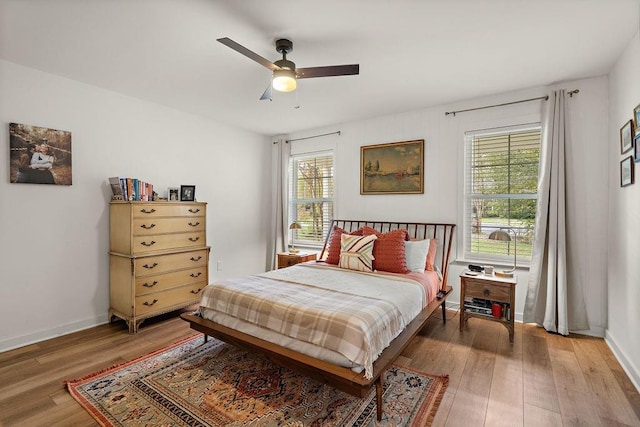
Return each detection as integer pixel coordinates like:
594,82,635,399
109,177,154,201
463,297,493,316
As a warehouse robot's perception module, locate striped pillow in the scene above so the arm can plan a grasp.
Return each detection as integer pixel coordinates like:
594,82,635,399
338,234,377,272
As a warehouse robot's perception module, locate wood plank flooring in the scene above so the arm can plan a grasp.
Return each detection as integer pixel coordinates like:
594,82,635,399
0,308,639,426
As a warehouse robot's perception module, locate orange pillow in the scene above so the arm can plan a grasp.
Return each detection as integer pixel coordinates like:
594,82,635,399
325,226,364,264
362,228,409,273
426,238,438,271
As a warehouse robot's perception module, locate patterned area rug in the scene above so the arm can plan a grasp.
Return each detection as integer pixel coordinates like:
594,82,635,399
66,335,448,426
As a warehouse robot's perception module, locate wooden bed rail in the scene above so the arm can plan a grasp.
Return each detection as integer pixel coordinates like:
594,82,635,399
320,220,456,289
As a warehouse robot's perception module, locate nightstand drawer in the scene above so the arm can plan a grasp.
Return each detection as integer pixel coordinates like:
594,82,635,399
464,278,511,303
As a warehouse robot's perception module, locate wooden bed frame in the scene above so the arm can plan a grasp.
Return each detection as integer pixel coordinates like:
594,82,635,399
181,220,456,421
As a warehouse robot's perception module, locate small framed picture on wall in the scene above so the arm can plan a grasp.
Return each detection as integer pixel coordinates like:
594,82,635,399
620,120,634,154
180,185,196,201
634,103,640,129
635,134,640,163
621,156,634,187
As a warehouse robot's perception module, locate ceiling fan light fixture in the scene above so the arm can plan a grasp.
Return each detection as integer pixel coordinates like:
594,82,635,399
272,68,297,92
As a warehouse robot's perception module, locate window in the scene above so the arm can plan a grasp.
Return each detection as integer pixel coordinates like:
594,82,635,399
464,125,541,264
289,151,334,247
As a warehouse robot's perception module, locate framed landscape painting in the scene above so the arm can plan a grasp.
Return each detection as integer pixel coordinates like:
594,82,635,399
360,139,424,195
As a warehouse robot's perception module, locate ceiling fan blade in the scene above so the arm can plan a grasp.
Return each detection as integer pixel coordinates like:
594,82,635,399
217,37,280,71
259,83,272,101
297,64,359,79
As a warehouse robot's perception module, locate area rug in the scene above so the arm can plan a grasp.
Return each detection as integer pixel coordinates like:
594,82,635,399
66,334,448,426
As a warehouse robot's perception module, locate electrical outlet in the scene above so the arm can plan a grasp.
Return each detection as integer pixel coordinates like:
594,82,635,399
217,261,223,271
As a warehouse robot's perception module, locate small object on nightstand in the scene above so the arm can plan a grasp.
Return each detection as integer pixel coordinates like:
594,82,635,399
289,222,302,253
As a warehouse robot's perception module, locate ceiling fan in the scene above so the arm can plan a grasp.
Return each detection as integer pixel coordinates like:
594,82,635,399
217,37,359,101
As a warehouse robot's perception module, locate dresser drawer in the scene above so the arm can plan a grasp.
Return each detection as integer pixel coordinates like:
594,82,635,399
134,249,208,275
135,267,207,295
132,203,205,218
135,284,204,316
464,278,511,303
133,232,205,254
133,217,205,236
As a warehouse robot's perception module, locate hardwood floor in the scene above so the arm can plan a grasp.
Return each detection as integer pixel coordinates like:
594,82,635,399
0,309,639,426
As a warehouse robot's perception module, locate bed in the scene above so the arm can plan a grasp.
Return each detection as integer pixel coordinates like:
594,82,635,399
181,220,455,421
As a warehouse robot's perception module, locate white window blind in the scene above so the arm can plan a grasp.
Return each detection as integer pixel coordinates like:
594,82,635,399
464,125,541,263
289,151,334,247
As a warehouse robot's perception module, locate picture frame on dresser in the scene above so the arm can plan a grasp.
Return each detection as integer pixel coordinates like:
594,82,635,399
168,187,179,201
180,185,196,201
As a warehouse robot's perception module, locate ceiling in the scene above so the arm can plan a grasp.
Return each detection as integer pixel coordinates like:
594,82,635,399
1,0,638,136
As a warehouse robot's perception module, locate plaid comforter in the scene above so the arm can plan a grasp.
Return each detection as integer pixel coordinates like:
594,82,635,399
199,263,428,378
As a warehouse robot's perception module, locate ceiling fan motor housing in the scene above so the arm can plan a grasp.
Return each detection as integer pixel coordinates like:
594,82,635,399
275,39,293,55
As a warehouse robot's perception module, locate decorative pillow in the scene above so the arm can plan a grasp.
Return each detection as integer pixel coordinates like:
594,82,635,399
338,234,377,272
405,239,430,273
324,226,364,264
362,228,409,273
426,238,438,271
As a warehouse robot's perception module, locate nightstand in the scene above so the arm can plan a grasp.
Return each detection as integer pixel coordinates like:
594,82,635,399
277,252,317,269
460,272,517,342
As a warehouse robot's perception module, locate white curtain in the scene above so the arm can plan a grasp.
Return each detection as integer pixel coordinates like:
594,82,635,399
524,89,588,335
268,139,290,270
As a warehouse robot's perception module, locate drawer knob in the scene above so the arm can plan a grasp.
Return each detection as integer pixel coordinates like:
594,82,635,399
190,272,202,278
190,288,202,294
188,221,200,227
483,288,490,297
143,299,158,306
140,208,156,214
140,223,156,230
188,237,200,242
140,241,156,247
188,208,200,213
190,256,202,262
143,281,158,288
143,262,158,269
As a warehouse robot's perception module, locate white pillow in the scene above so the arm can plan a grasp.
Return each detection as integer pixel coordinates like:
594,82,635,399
404,239,430,273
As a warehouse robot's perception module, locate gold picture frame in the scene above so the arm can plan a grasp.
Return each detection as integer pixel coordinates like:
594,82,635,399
360,139,424,195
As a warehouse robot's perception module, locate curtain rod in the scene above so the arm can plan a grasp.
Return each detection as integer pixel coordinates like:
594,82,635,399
444,89,579,117
286,130,341,143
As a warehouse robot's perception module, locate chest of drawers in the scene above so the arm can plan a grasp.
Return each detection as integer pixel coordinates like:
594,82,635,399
109,201,209,333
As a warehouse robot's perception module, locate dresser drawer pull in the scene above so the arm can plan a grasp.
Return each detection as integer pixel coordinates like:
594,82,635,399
140,241,156,247
188,221,200,227
140,208,156,214
483,288,490,297
190,256,202,262
143,299,158,306
143,262,158,269
140,223,156,229
190,272,202,278
188,237,200,242
142,281,158,288
188,208,200,213
190,288,202,294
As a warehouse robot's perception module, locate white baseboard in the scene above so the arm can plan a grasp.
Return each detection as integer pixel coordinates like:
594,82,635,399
0,314,108,353
605,330,640,394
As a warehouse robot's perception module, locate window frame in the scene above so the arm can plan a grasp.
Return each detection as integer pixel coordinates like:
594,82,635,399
462,123,541,266
288,150,335,249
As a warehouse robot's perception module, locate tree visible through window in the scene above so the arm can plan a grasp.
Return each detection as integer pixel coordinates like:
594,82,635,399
289,152,334,246
465,126,541,263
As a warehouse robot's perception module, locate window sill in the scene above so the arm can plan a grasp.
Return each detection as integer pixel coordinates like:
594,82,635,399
453,257,530,270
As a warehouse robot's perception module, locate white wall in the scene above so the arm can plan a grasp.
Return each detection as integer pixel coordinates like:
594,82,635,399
286,76,610,338
607,31,640,391
0,60,272,351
